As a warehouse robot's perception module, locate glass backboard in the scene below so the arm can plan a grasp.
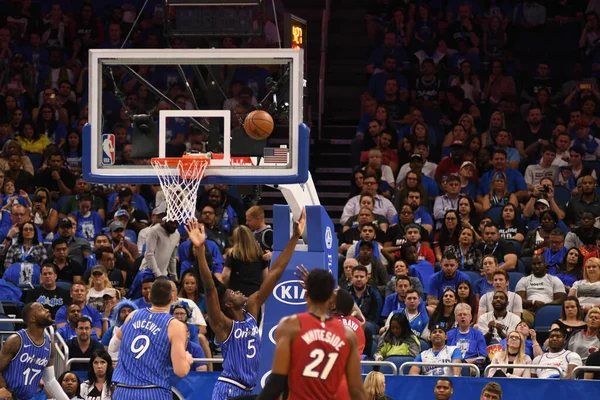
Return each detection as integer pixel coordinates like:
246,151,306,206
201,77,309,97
83,48,308,185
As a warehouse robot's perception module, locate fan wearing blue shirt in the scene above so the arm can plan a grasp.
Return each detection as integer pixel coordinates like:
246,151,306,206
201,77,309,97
70,193,104,242
427,253,470,314
381,288,429,337
381,275,428,325
55,282,102,338
56,304,99,341
132,277,154,310
446,303,488,364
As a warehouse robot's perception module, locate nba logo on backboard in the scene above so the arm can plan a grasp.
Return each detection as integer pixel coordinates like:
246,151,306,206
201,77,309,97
101,134,115,165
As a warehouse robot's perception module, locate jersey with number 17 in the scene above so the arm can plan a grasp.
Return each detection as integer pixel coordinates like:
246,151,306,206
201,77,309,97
112,308,174,391
288,313,350,400
3,330,51,399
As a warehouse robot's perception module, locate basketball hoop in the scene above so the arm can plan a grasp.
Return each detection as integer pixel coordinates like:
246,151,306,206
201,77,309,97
151,153,211,224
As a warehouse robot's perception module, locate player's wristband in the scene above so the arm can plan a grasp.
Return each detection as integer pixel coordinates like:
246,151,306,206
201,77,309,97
256,373,287,400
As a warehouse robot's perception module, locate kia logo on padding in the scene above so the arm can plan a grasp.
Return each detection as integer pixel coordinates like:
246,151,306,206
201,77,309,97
273,280,306,305
268,325,278,344
325,226,333,249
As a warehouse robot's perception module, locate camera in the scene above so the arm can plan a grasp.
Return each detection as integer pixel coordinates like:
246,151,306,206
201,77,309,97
34,196,44,203
541,185,550,193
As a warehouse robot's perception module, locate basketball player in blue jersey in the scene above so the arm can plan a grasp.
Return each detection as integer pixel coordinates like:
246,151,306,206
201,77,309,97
109,277,192,400
185,209,306,399
0,302,69,400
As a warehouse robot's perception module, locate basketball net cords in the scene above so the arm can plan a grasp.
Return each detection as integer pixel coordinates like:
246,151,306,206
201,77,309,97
152,159,208,224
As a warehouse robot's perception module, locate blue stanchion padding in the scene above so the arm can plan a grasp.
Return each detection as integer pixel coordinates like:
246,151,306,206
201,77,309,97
174,373,599,399
256,204,338,393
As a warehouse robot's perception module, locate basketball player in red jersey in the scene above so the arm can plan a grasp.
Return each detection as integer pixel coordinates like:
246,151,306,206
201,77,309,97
333,288,366,354
257,269,366,400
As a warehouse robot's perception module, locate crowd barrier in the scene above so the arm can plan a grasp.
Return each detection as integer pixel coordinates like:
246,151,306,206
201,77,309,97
173,372,600,399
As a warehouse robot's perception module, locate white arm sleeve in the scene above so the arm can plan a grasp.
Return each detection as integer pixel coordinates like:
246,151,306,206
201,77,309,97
108,333,122,361
43,366,69,400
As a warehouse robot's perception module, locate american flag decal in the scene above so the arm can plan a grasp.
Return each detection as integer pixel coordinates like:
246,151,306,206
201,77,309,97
263,147,289,163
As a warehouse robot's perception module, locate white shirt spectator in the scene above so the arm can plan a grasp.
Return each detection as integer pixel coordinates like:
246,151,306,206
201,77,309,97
363,164,395,187
478,291,523,317
524,164,559,188
340,194,396,225
415,345,462,376
397,161,437,182
532,350,582,378
570,280,600,307
566,329,600,362
433,195,460,224
515,274,566,304
477,311,521,344
346,243,388,267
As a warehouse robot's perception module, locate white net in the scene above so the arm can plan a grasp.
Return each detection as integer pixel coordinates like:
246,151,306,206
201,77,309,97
151,156,210,224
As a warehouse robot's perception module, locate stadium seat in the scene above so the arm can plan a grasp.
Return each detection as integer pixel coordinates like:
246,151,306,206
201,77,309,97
484,207,502,224
507,272,524,292
463,271,481,285
57,195,73,212
584,160,600,177
0,314,15,342
55,281,72,292
516,259,527,274
534,304,562,332
26,153,43,172
0,301,20,317
553,187,571,207
506,240,522,254
420,340,430,352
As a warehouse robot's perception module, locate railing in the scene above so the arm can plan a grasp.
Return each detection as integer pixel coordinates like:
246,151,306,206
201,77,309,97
399,362,480,377
65,357,225,371
54,332,69,379
317,0,331,140
65,358,92,370
572,366,600,379
484,364,564,379
360,360,398,375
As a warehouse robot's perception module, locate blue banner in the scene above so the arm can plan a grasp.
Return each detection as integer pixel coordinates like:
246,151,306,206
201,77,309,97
255,205,338,391
175,373,600,400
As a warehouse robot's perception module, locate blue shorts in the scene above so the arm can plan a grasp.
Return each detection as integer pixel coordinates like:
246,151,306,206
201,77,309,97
212,380,250,400
113,386,171,400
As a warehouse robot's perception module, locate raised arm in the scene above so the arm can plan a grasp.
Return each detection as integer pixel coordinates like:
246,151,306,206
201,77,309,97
169,319,193,378
0,334,20,398
42,342,70,400
186,220,233,342
247,208,307,318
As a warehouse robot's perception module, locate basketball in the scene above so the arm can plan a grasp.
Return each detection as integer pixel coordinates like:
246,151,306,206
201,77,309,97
244,110,274,140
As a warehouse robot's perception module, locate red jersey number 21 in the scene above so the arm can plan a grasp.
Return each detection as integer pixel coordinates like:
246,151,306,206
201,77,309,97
301,349,339,380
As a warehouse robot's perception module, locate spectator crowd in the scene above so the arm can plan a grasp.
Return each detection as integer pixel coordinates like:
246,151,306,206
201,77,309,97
338,0,600,381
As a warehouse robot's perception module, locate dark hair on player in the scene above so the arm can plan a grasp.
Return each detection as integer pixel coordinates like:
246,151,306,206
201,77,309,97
335,289,354,316
21,302,35,323
305,269,335,303
151,277,173,306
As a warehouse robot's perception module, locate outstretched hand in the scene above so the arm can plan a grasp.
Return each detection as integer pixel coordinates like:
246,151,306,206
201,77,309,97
293,208,307,238
294,264,309,288
185,219,206,247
